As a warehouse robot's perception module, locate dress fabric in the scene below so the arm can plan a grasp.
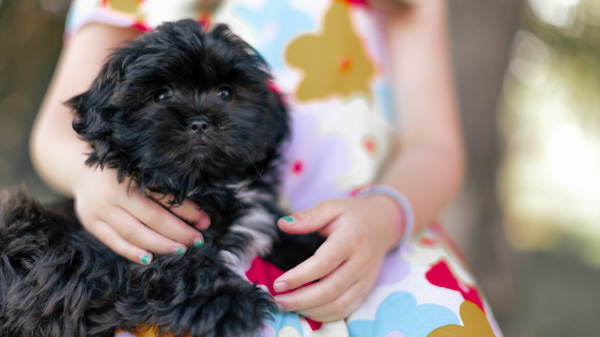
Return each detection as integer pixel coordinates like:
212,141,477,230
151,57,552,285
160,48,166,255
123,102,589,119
66,1,504,336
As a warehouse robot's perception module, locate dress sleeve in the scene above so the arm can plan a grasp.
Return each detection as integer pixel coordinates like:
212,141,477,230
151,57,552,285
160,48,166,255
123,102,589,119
65,0,207,36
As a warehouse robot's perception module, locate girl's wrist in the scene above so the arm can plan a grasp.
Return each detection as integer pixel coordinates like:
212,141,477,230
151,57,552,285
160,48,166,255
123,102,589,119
358,185,414,251
359,193,405,251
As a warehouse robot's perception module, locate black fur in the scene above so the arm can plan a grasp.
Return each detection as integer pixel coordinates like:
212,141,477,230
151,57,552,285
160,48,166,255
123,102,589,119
0,20,321,337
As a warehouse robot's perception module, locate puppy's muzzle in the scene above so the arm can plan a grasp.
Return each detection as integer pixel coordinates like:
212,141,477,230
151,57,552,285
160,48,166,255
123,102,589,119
188,117,211,135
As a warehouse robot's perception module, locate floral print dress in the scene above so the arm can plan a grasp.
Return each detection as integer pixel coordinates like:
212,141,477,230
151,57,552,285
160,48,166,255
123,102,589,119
66,1,504,336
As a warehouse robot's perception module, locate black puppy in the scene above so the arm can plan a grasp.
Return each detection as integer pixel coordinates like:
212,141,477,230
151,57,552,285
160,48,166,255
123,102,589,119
0,20,319,337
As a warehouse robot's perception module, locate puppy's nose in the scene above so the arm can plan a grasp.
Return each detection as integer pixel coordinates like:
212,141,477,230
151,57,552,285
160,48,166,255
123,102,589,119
187,118,211,135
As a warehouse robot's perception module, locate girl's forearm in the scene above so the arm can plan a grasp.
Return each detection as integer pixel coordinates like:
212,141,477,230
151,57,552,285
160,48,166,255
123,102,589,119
30,24,140,196
380,0,465,235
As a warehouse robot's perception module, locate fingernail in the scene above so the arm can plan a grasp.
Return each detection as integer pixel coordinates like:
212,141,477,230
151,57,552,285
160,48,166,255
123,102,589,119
273,281,289,293
140,253,152,265
194,237,204,249
172,246,186,255
274,298,286,311
279,216,295,225
195,216,211,230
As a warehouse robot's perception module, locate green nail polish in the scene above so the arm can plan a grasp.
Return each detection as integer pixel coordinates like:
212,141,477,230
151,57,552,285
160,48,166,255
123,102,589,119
280,216,295,224
175,247,185,255
195,238,204,249
140,254,151,265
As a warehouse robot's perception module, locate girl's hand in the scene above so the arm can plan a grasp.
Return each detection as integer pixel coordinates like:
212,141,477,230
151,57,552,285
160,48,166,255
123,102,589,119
72,167,210,264
272,194,404,322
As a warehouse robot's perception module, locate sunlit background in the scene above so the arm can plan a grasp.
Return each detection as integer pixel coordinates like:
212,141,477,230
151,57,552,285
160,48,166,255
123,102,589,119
500,0,600,265
1,0,600,336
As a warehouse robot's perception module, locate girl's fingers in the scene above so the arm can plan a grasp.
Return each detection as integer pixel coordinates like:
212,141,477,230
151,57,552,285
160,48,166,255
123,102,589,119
273,231,352,294
165,198,211,230
144,191,211,231
124,193,204,248
104,206,187,255
274,199,350,292
278,199,343,235
296,282,369,322
84,218,153,265
274,253,359,312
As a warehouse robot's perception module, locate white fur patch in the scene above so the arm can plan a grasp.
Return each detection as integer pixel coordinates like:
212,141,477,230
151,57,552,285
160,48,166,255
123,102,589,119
230,181,275,205
230,211,276,256
215,182,279,278
219,250,248,277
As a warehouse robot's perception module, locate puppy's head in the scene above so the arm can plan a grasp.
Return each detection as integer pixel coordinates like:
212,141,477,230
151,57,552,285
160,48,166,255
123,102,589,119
68,21,288,202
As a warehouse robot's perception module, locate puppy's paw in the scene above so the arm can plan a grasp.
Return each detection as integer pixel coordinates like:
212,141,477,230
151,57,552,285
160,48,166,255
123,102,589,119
146,278,273,337
186,279,273,337
124,250,273,337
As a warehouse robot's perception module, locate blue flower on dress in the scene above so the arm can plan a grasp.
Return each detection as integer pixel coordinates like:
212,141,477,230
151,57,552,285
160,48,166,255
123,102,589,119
234,0,316,72
259,310,305,337
372,80,395,125
348,292,459,337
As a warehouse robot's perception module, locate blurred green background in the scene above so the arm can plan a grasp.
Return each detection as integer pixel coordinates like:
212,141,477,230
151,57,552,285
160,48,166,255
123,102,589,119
2,0,600,335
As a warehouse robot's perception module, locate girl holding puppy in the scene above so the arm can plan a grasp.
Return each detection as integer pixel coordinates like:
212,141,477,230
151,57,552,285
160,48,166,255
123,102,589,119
31,0,502,335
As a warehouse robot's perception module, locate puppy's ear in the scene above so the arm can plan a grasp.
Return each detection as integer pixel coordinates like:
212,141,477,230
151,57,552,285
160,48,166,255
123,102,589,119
265,83,290,158
67,48,138,170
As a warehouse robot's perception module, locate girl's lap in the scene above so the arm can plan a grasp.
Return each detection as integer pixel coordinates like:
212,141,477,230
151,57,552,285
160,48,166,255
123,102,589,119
117,223,503,337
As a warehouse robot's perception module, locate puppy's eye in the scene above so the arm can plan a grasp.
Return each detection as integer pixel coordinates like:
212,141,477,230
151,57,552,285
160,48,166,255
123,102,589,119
155,89,173,102
216,86,233,102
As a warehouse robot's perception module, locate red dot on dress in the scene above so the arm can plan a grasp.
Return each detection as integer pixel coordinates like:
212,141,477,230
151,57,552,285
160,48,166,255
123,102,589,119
364,137,377,155
338,55,352,72
292,160,304,175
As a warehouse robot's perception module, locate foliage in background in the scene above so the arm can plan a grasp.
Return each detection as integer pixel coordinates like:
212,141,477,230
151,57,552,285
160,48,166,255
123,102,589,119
499,0,600,264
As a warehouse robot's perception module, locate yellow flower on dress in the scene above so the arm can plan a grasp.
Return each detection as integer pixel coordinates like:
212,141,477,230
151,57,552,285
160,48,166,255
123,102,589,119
285,0,375,102
103,0,143,15
116,325,190,337
428,301,497,337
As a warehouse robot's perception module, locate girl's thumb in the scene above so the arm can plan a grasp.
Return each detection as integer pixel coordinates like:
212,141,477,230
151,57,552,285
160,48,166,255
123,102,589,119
277,200,341,235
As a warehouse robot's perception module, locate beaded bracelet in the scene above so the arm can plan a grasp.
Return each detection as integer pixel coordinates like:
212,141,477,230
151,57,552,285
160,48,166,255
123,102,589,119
358,185,415,250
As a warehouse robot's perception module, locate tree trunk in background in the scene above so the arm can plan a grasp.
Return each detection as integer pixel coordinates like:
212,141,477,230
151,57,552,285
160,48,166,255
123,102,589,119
445,0,524,316
0,0,66,201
